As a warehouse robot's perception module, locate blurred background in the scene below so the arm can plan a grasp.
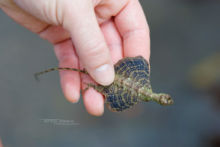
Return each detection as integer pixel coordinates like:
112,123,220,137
0,0,220,146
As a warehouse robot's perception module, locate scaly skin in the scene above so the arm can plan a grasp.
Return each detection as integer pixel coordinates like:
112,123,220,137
35,56,174,112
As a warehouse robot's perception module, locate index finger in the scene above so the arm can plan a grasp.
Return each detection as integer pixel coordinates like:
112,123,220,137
114,0,150,61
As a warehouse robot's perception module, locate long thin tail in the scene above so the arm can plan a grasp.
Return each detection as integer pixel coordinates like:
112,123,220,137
34,67,88,81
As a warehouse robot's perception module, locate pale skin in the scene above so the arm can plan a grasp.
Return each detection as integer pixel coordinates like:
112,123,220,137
0,0,150,116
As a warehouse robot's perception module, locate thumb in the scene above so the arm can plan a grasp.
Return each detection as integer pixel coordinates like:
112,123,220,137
62,1,114,85
13,0,115,85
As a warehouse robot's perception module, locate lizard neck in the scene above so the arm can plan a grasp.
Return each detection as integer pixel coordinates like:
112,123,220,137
138,88,155,102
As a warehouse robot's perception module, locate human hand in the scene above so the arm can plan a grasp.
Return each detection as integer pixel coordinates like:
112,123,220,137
0,0,150,116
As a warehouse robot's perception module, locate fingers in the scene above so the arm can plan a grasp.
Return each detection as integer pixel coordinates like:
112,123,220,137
54,40,80,103
114,0,150,61
82,82,105,116
62,1,115,86
81,19,123,116
83,88,104,117
101,20,123,63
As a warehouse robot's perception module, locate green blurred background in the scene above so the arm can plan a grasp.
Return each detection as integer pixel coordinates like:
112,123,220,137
0,0,220,146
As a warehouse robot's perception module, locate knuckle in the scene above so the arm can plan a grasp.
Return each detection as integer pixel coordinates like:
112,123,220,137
58,57,75,67
123,28,150,40
81,40,110,69
83,40,107,58
41,0,63,25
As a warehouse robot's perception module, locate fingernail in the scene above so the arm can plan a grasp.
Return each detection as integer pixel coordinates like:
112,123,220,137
93,64,114,85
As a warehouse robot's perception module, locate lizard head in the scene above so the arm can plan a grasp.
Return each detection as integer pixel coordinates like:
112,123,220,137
158,94,174,105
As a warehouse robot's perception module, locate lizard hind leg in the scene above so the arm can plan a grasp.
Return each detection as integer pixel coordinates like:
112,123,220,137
82,83,105,94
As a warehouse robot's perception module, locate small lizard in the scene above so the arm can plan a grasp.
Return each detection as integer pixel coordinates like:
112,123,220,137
35,56,174,112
